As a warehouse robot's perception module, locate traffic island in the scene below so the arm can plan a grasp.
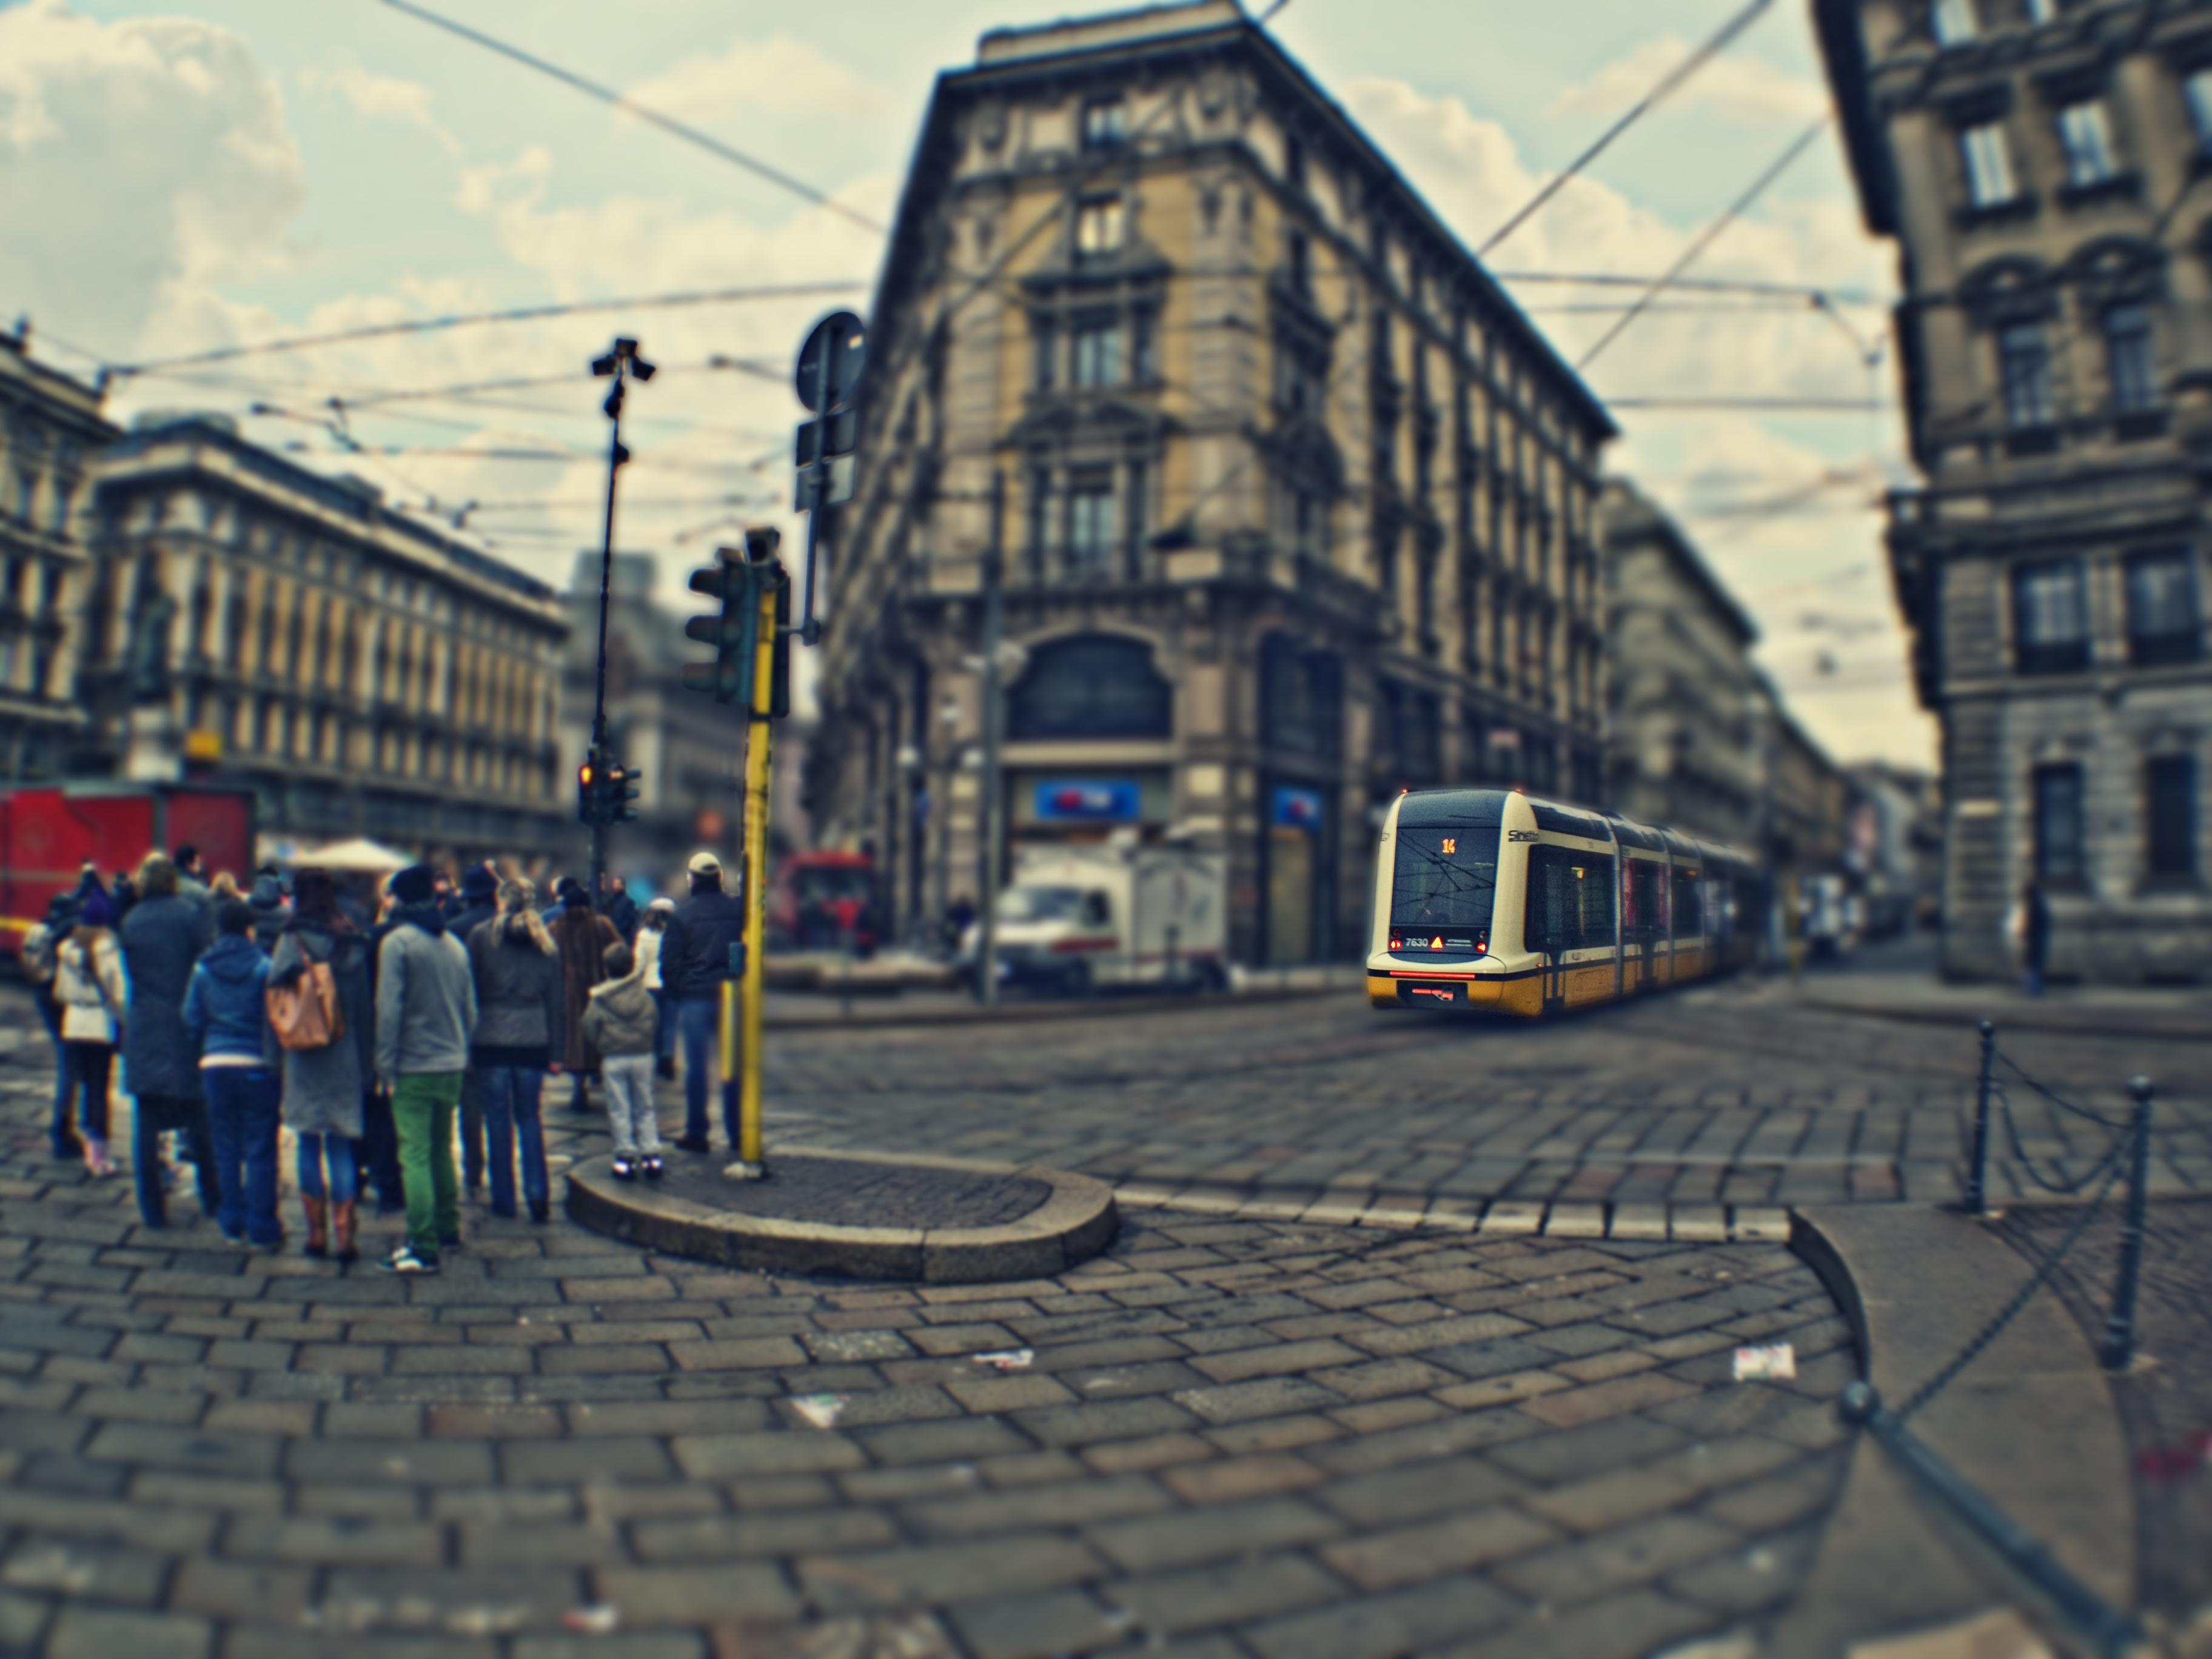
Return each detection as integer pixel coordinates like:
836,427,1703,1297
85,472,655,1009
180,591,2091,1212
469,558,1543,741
565,1145,1118,1282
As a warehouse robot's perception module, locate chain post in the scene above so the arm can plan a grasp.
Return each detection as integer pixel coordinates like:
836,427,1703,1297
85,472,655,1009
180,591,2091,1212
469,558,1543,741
2100,1076,2154,1372
1966,1019,1996,1216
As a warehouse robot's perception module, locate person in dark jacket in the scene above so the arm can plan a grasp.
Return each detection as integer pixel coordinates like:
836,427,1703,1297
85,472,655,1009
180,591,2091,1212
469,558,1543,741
184,902,281,1248
118,854,220,1228
600,873,639,943
554,888,619,1114
354,885,407,1217
246,869,289,953
2019,879,2053,998
467,879,565,1222
444,863,501,1197
269,869,373,1262
662,850,747,1153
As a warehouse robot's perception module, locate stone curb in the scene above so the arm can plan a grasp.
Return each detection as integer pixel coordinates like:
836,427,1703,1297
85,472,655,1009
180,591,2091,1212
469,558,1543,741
1795,993,2212,1045
1111,1182,1793,1243
1774,1202,2137,1657
762,980,1356,1032
565,1147,1118,1284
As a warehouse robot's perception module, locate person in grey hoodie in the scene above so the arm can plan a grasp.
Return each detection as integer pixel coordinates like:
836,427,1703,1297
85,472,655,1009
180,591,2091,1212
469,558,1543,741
374,864,478,1274
580,942,662,1181
465,879,565,1222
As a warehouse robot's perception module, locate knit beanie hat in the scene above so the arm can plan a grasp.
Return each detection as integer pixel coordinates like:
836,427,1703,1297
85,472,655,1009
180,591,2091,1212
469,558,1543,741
390,864,437,907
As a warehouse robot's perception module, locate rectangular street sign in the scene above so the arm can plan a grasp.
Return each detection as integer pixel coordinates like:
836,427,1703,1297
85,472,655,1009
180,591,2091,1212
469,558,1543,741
794,452,856,510
794,409,858,467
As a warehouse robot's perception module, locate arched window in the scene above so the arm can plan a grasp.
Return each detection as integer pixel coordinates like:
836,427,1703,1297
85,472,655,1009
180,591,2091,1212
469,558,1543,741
1007,634,1171,740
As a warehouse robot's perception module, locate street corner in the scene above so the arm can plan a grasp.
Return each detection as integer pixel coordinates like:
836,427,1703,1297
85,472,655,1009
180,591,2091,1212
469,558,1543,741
563,1144,1118,1282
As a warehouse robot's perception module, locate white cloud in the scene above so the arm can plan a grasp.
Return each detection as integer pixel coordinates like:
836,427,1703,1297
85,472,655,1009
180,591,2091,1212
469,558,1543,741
626,33,889,122
0,0,306,359
1546,33,1831,127
298,61,458,154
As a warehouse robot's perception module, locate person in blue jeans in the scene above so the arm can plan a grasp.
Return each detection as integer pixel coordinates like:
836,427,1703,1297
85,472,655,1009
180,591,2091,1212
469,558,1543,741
659,851,746,1153
184,900,282,1249
464,878,565,1222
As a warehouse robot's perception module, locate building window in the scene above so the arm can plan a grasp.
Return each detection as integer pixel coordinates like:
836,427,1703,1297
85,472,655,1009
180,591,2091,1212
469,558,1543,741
1071,313,1122,387
1032,317,1056,390
2187,69,2212,152
2125,549,2201,665
2147,756,2197,881
1999,322,2054,429
1076,196,1123,259
1960,121,2017,206
2034,763,2085,885
1124,461,1148,577
1284,132,1305,193
1289,487,1325,558
1131,309,1156,383
1008,634,1171,739
2056,100,2117,188
1081,98,1127,150
1285,230,1311,301
1933,0,1977,43
2013,558,2091,673
1066,472,1118,577
2105,304,2156,414
1276,341,1324,419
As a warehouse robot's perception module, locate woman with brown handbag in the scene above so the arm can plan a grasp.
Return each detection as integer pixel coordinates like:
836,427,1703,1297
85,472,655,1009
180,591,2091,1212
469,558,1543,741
267,868,374,1260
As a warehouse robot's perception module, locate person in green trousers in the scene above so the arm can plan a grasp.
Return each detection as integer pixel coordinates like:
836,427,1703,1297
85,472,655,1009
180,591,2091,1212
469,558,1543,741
373,864,478,1274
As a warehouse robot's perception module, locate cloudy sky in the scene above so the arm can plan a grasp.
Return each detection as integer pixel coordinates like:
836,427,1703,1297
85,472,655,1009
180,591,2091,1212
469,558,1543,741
0,0,1932,769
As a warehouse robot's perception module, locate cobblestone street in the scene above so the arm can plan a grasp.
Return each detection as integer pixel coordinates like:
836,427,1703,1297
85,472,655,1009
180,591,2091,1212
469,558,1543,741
0,977,2197,1657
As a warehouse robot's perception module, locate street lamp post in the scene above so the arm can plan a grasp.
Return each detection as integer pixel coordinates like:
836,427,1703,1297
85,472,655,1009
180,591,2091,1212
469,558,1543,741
586,335,654,900
934,692,960,942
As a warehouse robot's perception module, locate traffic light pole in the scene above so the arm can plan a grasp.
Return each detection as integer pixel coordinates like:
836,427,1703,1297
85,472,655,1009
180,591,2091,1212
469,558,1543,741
726,564,779,1180
588,337,653,899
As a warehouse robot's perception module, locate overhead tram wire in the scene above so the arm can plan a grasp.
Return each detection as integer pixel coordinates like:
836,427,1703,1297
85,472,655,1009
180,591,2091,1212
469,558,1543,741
106,281,861,378
378,0,887,236
1497,272,1883,307
1576,114,1832,371
1478,0,1775,256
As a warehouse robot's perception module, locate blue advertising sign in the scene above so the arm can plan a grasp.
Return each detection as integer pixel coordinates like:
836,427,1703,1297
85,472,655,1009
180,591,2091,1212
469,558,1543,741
1272,786,1324,831
1033,779,1141,823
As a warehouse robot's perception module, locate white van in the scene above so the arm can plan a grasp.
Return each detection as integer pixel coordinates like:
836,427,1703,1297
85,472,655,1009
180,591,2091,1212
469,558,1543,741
962,840,1228,996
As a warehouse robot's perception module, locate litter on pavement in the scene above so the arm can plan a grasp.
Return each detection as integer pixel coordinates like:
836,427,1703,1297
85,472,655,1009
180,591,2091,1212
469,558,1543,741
561,1606,621,1635
1732,1342,1797,1381
971,1348,1034,1370
791,1393,848,1428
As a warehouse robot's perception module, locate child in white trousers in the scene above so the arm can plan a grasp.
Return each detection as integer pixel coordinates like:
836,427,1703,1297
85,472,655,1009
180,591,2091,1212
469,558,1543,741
580,943,664,1180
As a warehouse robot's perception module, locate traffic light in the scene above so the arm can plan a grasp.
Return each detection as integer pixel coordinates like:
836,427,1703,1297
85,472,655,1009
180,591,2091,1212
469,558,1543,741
683,552,759,706
684,526,792,717
577,757,598,825
611,762,643,822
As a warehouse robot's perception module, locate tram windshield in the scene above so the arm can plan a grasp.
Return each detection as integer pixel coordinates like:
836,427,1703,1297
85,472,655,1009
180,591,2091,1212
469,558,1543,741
1390,825,1498,937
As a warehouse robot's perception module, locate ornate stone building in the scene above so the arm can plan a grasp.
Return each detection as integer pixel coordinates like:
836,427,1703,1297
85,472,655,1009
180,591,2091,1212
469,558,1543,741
1601,481,1766,849
806,0,1614,964
1818,0,2212,980
0,329,115,780
82,415,569,856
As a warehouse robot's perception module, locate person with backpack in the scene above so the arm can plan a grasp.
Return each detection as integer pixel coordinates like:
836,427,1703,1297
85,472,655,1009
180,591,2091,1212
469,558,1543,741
269,868,373,1262
375,863,478,1274
183,901,282,1249
553,885,619,1114
465,878,564,1223
53,891,127,1176
118,853,220,1229
581,941,663,1180
23,893,79,1159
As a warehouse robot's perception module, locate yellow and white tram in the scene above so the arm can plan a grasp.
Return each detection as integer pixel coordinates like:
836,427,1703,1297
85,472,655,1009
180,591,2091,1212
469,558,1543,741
1367,787,1761,1018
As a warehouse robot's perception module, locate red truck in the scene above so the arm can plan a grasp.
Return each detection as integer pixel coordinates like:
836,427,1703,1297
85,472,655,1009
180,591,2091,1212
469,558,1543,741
0,784,255,954
767,850,882,955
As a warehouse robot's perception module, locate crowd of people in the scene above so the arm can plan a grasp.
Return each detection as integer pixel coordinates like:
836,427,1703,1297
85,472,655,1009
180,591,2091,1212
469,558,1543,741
21,845,749,1276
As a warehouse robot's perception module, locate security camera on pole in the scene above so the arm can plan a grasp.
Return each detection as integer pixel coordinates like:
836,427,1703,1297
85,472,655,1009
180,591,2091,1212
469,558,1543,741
581,337,654,891
679,309,864,1182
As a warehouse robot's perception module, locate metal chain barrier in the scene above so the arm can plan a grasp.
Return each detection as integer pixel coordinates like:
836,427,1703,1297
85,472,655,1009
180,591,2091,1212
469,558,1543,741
1992,1083,2131,1197
1897,1117,2136,1423
1996,1050,2133,1132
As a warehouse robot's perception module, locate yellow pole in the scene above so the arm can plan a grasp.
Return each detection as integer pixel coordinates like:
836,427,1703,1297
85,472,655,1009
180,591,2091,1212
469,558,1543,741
734,574,776,1171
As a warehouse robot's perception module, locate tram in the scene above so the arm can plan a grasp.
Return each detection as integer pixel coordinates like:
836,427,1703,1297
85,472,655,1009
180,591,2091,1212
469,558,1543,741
1367,786,1762,1019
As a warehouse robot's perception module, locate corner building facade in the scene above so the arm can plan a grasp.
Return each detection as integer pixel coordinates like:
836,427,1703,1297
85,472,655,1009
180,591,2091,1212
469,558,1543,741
1818,0,2212,980
808,0,1614,964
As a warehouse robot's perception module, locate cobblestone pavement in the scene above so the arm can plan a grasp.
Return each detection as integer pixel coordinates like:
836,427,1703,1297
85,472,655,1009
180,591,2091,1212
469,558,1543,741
757,973,2212,1214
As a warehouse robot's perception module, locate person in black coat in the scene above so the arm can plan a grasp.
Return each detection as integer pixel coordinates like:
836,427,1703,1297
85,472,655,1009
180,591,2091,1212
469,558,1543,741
116,854,220,1227
662,851,748,1154
444,863,502,1196
354,881,406,1215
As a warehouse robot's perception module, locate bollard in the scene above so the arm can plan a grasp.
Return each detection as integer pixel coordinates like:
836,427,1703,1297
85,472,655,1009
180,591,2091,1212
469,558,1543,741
1965,1019,1996,1216
2100,1076,2154,1372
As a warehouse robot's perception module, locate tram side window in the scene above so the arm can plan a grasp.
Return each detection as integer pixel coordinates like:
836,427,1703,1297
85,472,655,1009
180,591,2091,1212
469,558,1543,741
1673,866,1702,939
1526,848,1615,953
1627,859,1664,943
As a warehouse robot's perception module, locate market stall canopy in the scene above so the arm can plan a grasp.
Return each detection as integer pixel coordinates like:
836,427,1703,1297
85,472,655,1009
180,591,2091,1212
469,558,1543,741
288,837,411,874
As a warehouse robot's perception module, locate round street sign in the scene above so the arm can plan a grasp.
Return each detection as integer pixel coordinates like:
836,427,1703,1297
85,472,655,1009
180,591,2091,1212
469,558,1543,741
795,310,866,413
